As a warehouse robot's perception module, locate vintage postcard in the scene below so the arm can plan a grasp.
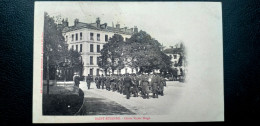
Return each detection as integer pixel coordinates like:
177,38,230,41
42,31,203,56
33,1,224,123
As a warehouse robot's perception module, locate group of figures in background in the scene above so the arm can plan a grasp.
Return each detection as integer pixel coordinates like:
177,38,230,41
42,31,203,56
81,73,167,99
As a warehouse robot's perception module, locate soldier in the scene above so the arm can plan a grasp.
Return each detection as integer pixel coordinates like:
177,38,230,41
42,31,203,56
131,74,139,97
123,73,132,99
86,74,92,89
105,75,111,91
110,75,116,92
158,75,166,96
95,75,100,89
101,74,105,89
140,73,150,99
114,75,120,91
118,75,124,94
73,73,80,87
151,74,159,98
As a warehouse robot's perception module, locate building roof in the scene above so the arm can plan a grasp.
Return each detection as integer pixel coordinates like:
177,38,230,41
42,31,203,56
163,48,183,54
62,21,134,35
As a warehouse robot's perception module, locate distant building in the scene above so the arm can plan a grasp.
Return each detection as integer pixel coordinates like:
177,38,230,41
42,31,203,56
61,18,138,77
163,44,186,76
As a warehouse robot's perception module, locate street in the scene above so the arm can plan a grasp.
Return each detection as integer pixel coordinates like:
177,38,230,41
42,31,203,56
77,81,185,115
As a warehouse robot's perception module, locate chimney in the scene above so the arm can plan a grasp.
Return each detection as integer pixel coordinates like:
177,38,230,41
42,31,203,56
74,18,79,26
96,17,100,28
104,23,107,29
63,18,69,27
134,26,138,33
116,23,120,29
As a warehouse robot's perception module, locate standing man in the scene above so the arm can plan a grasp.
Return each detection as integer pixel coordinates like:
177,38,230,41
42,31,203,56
132,74,139,97
123,73,132,99
95,75,99,89
151,74,159,98
73,73,80,87
86,74,92,89
101,74,105,89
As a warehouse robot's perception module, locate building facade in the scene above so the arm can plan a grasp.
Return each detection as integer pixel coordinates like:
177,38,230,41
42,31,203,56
163,45,185,76
62,18,138,77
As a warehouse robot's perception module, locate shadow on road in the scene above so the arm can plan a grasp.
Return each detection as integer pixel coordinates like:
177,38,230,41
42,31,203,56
76,97,136,115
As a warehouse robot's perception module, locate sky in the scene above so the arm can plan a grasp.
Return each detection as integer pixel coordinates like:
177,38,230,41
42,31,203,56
40,2,221,48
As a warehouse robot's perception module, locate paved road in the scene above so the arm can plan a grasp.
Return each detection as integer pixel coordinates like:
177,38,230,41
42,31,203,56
77,81,185,115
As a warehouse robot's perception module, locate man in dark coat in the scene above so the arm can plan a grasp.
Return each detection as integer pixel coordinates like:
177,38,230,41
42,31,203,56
101,74,105,89
158,76,166,96
105,76,111,91
73,73,80,87
140,74,150,99
123,73,132,99
131,74,139,97
95,75,100,89
86,74,92,89
151,74,160,98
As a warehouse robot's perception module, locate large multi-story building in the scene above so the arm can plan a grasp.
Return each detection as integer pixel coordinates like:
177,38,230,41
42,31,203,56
163,43,186,77
61,18,138,77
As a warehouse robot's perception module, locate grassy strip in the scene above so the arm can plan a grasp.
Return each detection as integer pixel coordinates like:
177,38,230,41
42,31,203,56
42,88,84,115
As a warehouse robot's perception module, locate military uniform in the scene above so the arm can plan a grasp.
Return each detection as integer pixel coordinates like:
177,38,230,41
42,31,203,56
110,76,116,91
95,76,100,89
118,76,124,94
158,76,166,96
140,74,150,99
123,75,132,99
101,75,105,89
105,76,111,91
131,75,139,97
151,75,160,98
73,75,80,87
86,75,92,89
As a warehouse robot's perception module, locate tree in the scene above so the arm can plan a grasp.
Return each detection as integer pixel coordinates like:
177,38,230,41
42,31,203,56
98,34,125,74
43,12,83,81
43,12,67,80
125,31,172,73
98,31,172,74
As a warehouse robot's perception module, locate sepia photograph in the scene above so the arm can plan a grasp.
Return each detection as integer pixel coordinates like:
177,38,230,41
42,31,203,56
33,1,224,123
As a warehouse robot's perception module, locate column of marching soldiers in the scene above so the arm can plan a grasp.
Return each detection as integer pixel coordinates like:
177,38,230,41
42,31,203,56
86,73,166,99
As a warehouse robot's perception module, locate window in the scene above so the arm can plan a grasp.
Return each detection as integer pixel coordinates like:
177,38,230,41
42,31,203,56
80,32,82,40
97,34,100,41
71,45,74,50
96,69,99,76
76,45,78,51
97,45,100,52
90,56,93,65
125,38,128,41
65,36,68,41
90,68,93,75
72,34,74,41
76,33,78,41
90,33,94,40
90,44,93,52
80,44,82,52
174,55,177,59
105,35,108,42
96,57,99,64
